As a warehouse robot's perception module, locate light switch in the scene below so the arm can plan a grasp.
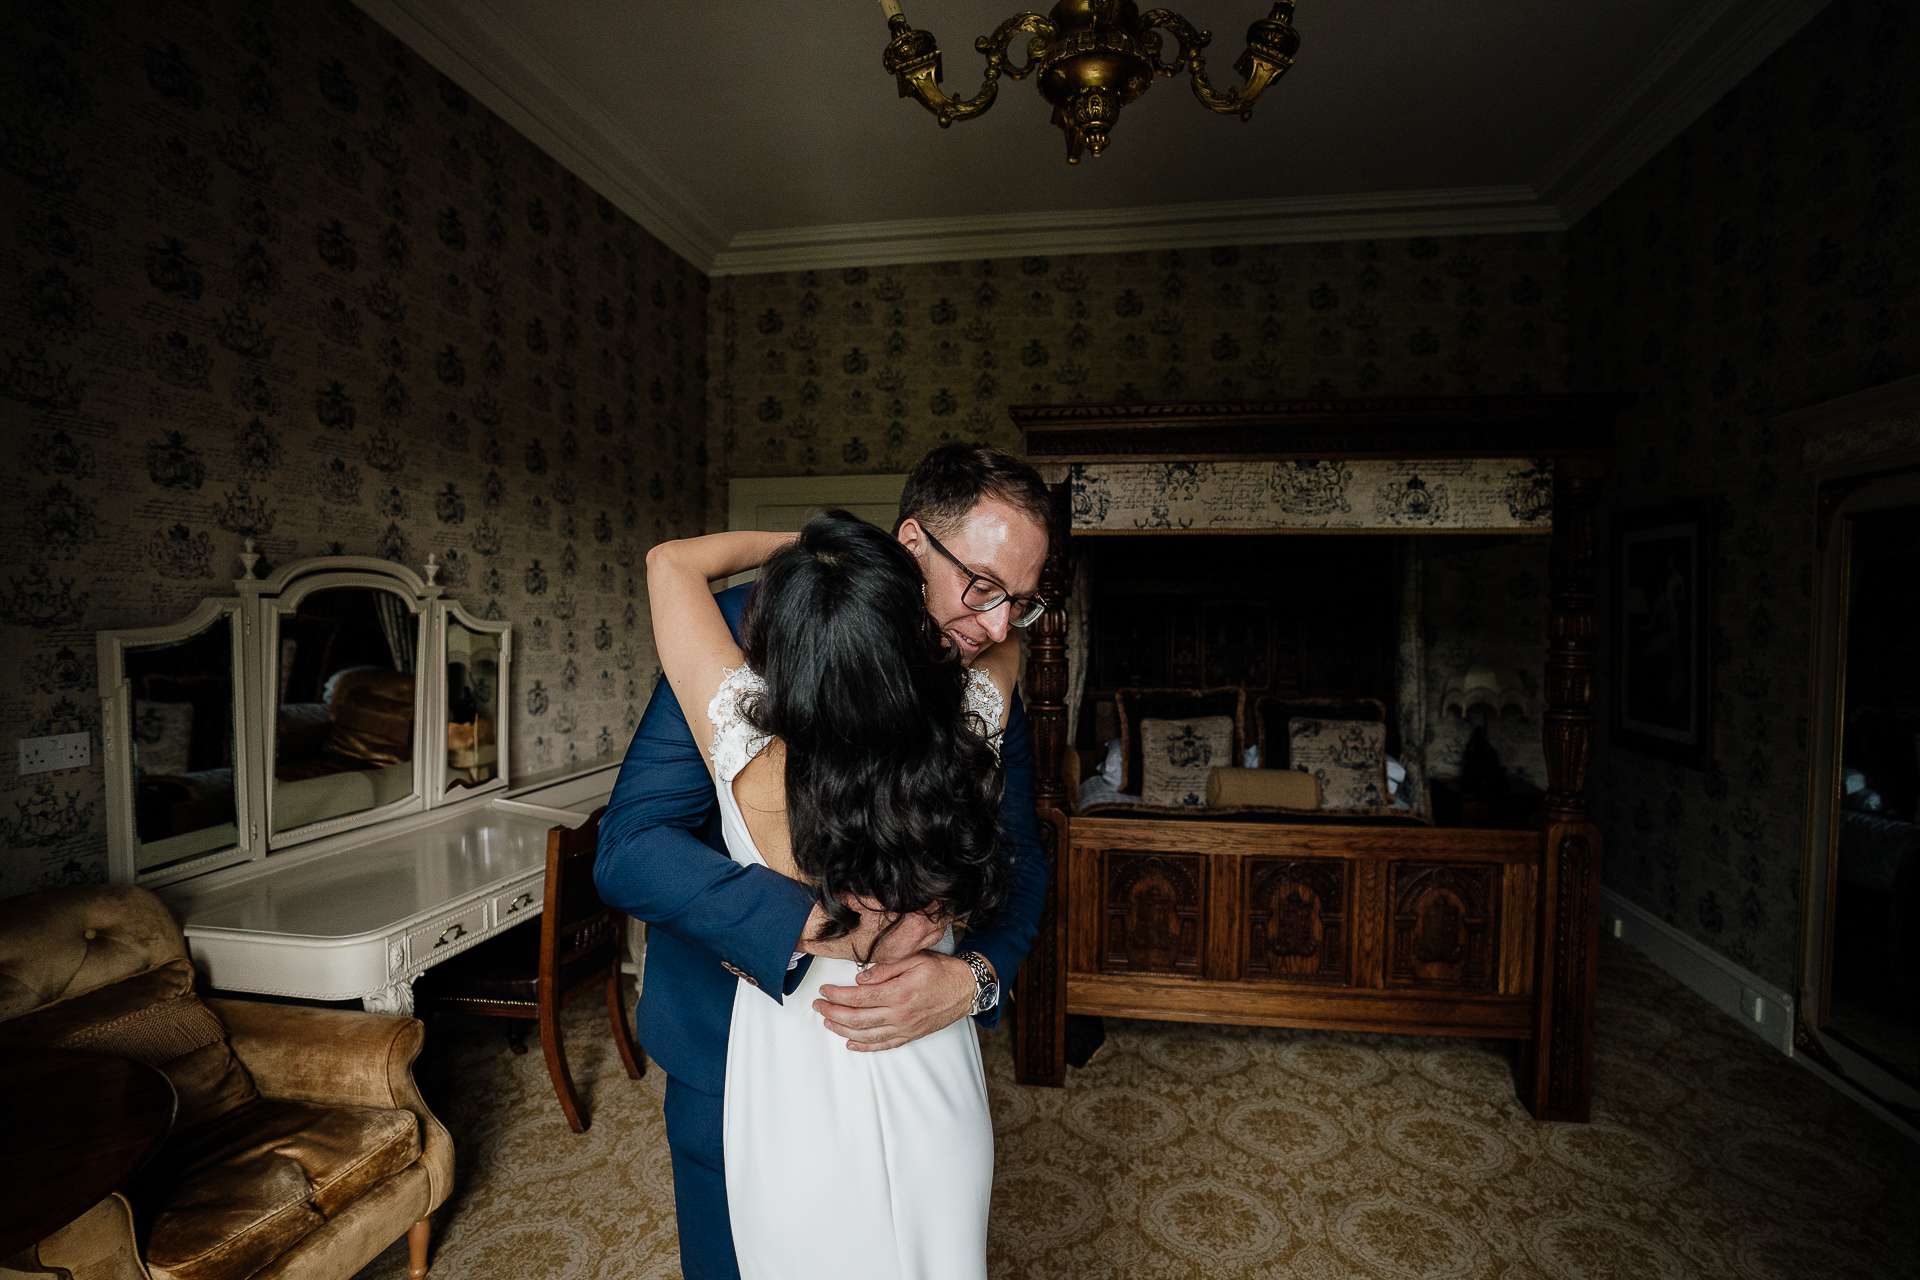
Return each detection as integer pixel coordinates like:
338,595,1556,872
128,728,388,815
19,732,91,775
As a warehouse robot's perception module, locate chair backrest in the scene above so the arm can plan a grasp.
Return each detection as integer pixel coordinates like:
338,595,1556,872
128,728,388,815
540,805,620,980
0,885,190,1022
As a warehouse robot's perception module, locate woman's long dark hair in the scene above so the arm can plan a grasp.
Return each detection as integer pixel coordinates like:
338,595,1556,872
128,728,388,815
740,510,1006,942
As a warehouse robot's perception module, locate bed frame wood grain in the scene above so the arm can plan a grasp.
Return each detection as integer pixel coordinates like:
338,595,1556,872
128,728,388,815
1010,395,1624,1123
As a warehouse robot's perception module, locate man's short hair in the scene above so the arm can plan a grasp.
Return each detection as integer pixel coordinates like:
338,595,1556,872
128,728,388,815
894,444,1053,541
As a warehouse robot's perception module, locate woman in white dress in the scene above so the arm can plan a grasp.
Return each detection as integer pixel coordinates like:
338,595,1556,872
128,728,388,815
647,511,1018,1280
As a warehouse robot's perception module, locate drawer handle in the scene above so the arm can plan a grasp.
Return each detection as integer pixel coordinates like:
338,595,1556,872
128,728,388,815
505,892,534,914
434,922,468,948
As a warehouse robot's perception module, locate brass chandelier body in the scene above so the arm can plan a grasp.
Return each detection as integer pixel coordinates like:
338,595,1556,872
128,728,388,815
882,0,1300,162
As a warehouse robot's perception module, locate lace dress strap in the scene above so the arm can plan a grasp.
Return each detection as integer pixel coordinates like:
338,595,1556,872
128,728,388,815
708,666,772,783
965,667,1007,760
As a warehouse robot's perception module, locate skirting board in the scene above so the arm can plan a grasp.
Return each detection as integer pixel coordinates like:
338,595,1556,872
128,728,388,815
1601,889,1795,1056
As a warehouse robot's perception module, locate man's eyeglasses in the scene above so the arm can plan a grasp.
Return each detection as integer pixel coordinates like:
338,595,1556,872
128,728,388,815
921,529,1048,628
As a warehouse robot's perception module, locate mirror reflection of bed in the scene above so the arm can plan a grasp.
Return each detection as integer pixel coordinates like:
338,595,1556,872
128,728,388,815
127,616,237,868
272,586,418,833
444,620,501,791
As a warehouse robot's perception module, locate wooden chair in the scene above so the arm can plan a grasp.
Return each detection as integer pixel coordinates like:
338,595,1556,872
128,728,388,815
414,805,644,1131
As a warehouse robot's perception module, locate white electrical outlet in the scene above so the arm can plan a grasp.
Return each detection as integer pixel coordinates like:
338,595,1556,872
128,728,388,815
19,732,91,775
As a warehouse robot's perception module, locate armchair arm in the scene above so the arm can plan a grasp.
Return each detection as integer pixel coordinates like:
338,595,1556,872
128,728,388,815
13,1193,149,1280
207,999,453,1211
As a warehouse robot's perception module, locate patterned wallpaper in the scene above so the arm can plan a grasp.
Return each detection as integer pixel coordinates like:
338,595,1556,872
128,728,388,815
705,233,1571,528
1572,0,1920,988
0,0,707,896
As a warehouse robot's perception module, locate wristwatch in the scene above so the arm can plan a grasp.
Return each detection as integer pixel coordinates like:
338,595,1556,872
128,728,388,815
959,951,999,1016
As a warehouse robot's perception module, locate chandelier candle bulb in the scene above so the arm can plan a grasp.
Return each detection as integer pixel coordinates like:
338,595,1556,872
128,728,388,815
879,0,903,20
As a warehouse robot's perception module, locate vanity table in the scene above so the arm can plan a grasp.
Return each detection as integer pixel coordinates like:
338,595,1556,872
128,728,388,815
167,781,613,1013
100,551,617,1013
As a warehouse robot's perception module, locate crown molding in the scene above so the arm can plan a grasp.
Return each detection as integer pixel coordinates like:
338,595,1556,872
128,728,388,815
351,0,730,270
1536,0,1830,226
365,0,1825,276
708,187,1564,275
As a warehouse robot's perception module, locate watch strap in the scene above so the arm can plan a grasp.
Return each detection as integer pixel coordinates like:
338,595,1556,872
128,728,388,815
959,951,997,1015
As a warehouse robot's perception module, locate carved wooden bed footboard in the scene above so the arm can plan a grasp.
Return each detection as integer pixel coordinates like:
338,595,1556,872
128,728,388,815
1063,818,1540,1036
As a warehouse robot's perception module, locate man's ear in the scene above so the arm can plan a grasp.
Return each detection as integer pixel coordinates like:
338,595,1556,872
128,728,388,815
895,517,923,552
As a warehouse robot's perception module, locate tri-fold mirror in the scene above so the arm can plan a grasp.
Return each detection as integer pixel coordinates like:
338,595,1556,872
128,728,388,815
99,554,512,887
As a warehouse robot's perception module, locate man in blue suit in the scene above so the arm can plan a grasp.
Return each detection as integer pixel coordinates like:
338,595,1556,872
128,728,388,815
595,445,1055,1280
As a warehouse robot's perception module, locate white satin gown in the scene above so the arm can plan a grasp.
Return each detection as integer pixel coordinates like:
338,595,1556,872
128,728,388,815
708,666,998,1280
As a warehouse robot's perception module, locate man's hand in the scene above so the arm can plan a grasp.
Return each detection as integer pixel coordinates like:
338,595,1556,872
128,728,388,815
813,951,987,1052
796,897,945,965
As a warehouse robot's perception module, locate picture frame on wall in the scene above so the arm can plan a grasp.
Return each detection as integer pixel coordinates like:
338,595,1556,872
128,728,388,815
1614,500,1714,766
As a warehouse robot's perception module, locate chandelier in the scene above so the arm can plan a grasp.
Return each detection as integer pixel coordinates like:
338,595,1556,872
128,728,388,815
880,0,1301,163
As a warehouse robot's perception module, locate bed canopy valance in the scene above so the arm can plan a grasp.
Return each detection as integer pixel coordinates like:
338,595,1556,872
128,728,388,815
1011,394,1625,1123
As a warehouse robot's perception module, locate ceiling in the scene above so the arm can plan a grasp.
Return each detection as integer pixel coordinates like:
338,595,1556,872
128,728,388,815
360,0,1818,274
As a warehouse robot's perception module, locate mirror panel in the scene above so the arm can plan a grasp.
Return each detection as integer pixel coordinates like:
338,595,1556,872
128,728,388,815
102,553,512,885
126,614,240,873
270,585,420,836
1826,502,1920,1084
445,619,502,793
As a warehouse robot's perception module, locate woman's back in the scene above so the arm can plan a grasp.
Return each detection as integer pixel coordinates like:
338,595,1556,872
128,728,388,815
703,664,998,1280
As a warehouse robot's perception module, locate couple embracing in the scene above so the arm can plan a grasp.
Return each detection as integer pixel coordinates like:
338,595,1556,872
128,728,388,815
595,445,1056,1280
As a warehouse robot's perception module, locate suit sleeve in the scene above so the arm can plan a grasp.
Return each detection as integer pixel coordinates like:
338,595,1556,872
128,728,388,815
594,663,815,1002
960,688,1053,1031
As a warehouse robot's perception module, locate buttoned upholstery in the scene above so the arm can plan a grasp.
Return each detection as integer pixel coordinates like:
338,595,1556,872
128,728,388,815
0,886,452,1280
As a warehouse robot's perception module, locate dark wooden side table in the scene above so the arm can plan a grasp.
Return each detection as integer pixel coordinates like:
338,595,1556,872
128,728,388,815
0,1049,176,1260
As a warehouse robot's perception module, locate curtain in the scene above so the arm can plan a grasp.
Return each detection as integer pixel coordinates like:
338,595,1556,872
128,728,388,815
374,593,417,674
1064,554,1089,750
1394,540,1429,816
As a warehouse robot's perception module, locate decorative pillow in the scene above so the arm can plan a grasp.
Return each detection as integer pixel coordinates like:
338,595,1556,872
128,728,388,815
1140,716,1234,808
1255,696,1385,771
1288,717,1389,809
0,958,258,1132
133,700,195,775
1116,687,1244,794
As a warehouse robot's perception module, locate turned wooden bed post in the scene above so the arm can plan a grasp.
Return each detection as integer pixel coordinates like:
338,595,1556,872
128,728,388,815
1013,466,1072,1087
1522,455,1607,1122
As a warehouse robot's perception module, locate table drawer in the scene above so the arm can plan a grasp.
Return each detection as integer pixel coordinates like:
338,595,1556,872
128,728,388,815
409,902,488,964
492,879,542,928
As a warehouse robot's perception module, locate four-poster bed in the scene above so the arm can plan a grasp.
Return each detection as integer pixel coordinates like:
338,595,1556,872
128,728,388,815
1009,396,1623,1122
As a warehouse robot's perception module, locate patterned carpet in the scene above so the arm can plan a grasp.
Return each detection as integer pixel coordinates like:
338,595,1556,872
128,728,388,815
353,939,1919,1280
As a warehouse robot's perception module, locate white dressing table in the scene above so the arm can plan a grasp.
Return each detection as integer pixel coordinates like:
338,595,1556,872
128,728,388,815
101,552,625,1014
164,776,614,1013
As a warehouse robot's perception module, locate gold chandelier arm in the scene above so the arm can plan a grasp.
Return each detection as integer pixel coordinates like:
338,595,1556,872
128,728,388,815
1140,2,1299,121
882,11,1056,128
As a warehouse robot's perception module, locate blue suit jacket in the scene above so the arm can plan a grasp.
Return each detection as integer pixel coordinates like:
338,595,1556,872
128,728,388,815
594,584,1052,1095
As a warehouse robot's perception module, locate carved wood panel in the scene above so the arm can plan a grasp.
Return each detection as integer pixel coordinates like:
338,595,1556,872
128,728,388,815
1387,862,1501,991
1243,857,1350,983
1101,851,1207,976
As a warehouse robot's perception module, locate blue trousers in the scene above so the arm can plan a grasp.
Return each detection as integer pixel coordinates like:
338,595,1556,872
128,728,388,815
663,1075,739,1280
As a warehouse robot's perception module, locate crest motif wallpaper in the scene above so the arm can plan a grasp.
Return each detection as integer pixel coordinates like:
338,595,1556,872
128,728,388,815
3,0,1913,1015
704,233,1571,529
1573,0,1920,989
0,0,707,895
